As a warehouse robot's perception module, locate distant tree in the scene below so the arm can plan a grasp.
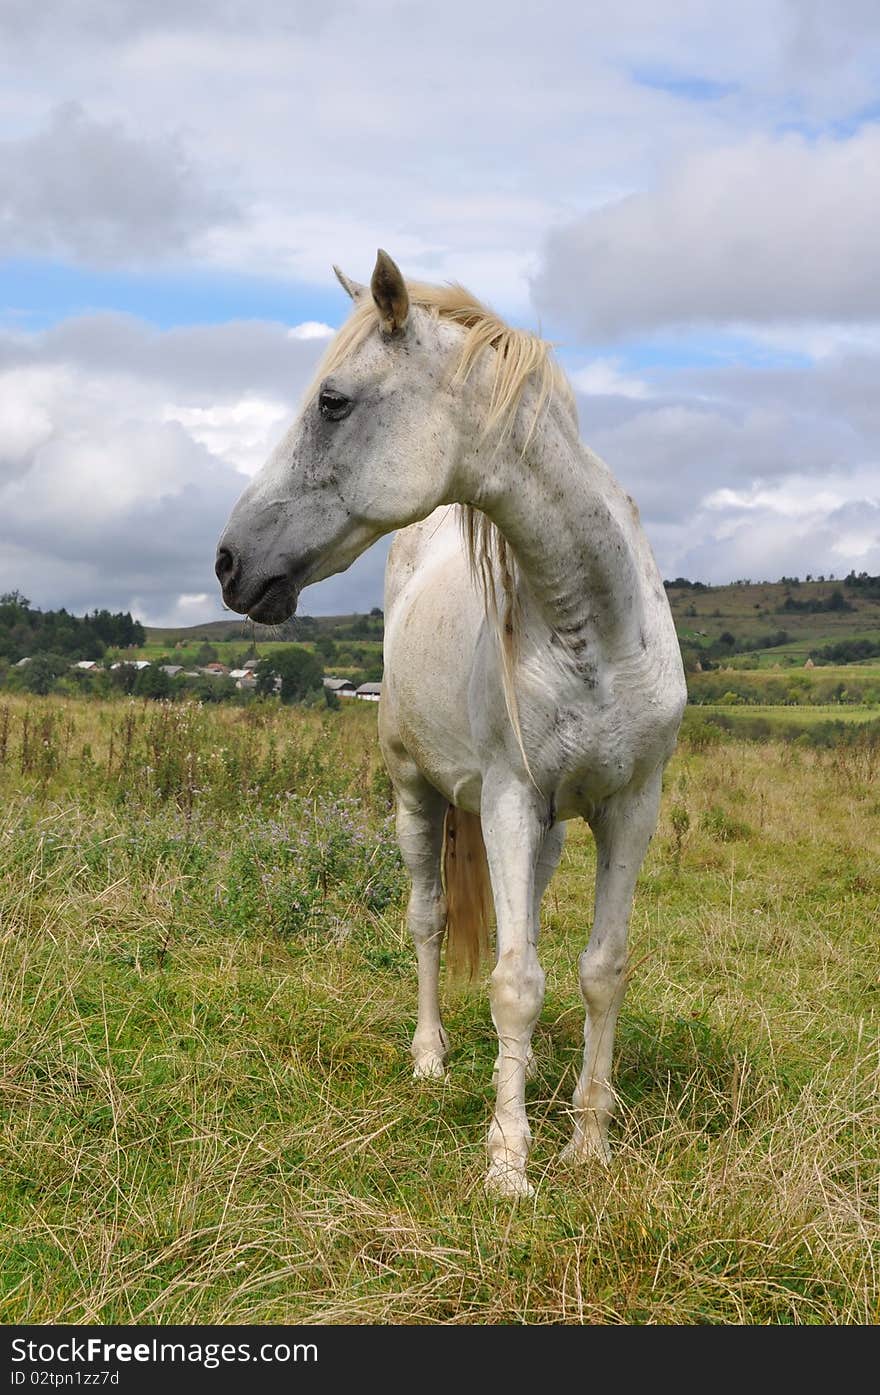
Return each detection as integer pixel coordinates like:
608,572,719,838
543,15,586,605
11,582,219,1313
254,663,280,699
315,635,337,662
255,648,323,704
843,570,880,598
663,577,708,591
195,642,219,665
21,652,69,695
109,663,139,695
85,608,144,648
134,665,172,700
0,592,142,662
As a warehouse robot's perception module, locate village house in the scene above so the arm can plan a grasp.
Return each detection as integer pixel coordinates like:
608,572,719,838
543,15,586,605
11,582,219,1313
355,681,382,702
323,676,357,697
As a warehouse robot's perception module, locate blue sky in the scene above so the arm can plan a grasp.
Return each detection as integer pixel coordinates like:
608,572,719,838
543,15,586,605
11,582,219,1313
0,260,344,334
1,1,879,625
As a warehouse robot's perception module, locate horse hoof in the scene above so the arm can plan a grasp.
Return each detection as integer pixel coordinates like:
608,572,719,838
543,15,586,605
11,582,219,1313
484,1164,535,1199
412,1055,446,1080
559,1134,612,1167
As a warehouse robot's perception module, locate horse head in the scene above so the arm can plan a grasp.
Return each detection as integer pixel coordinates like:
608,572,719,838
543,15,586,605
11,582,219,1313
215,250,466,623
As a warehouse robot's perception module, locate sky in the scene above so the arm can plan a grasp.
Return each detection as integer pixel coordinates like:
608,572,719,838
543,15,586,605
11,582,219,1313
1,0,879,625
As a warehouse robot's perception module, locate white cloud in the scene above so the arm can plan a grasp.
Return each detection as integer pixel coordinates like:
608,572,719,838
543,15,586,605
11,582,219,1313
160,398,291,475
0,103,236,263
573,344,880,584
732,322,880,362
288,322,334,341
534,128,880,337
570,358,651,399
672,499,880,584
0,315,363,623
703,475,880,519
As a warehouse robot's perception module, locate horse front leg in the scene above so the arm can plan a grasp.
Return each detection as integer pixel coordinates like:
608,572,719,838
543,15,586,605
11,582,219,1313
492,820,565,1087
481,774,548,1198
395,781,451,1078
563,768,663,1165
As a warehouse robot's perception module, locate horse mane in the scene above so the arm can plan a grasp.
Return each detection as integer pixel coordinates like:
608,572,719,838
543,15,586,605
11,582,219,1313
310,280,576,785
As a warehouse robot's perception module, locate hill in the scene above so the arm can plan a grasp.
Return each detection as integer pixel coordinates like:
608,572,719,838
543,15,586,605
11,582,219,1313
663,574,880,669
144,610,384,646
143,575,880,671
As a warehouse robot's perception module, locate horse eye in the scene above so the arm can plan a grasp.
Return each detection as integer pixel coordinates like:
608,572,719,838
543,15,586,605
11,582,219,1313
318,388,353,421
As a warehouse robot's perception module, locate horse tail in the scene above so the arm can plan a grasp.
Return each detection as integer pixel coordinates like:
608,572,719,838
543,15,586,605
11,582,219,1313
443,805,492,980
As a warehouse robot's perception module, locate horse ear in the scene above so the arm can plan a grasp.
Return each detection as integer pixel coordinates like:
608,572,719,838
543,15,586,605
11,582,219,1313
333,265,366,301
371,249,409,335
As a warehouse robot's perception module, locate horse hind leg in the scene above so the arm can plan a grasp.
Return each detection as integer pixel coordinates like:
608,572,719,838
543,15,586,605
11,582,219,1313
394,779,450,1079
562,769,662,1165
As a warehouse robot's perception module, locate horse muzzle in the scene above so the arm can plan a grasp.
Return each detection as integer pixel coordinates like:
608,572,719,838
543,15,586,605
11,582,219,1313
214,544,314,623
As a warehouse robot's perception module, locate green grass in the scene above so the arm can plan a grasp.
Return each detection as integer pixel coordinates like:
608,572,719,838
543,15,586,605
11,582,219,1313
695,703,879,725
739,632,880,665
687,664,880,709
0,697,877,1323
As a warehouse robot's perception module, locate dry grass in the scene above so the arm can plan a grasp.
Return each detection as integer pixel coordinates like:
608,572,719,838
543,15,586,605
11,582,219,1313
0,696,877,1324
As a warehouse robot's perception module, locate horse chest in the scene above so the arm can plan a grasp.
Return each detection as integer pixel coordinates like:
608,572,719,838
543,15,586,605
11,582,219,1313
527,672,681,819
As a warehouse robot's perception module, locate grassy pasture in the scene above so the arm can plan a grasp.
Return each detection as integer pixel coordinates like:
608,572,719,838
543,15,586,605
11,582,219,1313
687,665,880,708
743,632,880,664
0,696,877,1324
695,703,879,724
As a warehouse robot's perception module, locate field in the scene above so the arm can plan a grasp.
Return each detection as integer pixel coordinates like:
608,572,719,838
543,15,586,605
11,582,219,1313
695,704,879,726
0,695,878,1324
664,578,880,665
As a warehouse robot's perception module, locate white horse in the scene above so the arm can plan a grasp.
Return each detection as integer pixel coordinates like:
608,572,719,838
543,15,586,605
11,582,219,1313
216,250,686,1197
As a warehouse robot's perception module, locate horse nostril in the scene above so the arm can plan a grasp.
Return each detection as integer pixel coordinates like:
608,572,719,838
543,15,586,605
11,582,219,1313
215,546,240,587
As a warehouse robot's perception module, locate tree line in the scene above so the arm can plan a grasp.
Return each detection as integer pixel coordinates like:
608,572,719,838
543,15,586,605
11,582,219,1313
0,592,145,662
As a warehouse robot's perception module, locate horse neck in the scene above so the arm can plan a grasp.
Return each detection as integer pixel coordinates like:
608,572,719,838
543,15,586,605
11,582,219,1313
460,394,646,662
